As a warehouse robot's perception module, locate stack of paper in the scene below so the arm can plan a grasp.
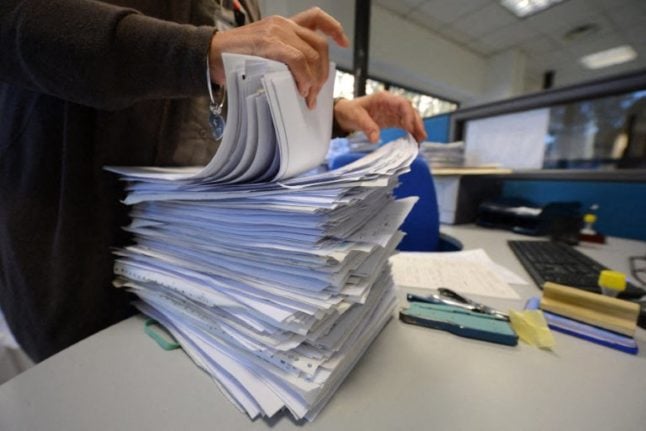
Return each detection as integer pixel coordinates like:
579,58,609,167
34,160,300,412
419,141,465,168
108,54,418,421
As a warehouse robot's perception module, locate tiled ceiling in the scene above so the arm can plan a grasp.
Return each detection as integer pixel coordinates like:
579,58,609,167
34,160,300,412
375,0,646,88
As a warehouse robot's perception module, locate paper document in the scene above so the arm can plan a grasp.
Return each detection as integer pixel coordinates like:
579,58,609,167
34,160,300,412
390,250,521,299
107,53,334,183
444,249,528,285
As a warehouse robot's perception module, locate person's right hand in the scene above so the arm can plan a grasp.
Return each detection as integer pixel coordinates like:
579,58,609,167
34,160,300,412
208,7,349,109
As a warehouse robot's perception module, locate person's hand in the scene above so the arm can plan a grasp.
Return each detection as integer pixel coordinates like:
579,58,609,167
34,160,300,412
333,92,427,143
209,7,349,109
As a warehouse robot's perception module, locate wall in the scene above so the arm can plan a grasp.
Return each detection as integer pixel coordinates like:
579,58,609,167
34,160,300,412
480,49,528,104
369,5,485,102
258,0,491,103
502,180,646,241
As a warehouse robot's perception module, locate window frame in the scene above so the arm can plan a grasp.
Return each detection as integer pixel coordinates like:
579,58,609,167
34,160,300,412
333,67,460,117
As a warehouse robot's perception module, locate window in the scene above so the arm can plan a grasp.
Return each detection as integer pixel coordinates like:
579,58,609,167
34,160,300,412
333,70,458,117
333,70,355,100
545,90,646,168
365,78,385,95
389,85,458,117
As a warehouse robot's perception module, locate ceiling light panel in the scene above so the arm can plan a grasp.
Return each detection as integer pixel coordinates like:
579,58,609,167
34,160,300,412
580,45,638,69
500,0,564,18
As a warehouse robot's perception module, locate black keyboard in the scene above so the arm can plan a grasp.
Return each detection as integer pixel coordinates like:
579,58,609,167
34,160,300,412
508,240,645,299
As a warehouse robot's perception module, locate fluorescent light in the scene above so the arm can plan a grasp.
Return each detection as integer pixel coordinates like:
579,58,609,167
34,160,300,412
580,45,638,69
500,0,564,18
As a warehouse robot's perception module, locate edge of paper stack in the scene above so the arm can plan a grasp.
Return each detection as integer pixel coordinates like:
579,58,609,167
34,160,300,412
108,53,419,421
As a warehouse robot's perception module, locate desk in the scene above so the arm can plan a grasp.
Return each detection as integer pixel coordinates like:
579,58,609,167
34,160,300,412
431,172,503,224
1,225,645,431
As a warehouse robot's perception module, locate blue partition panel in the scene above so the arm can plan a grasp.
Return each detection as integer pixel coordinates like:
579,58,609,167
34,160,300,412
502,180,646,241
423,114,451,143
379,113,452,144
379,127,406,144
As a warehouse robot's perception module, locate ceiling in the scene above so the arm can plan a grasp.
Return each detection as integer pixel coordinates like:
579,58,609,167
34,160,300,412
374,0,646,89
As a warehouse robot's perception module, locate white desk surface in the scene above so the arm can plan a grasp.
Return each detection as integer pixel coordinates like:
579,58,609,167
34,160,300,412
2,225,645,431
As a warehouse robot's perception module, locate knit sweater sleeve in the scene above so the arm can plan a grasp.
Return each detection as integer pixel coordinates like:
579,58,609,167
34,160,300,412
0,0,214,110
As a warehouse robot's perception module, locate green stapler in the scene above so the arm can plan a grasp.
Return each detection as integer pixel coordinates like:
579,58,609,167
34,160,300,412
400,296,518,346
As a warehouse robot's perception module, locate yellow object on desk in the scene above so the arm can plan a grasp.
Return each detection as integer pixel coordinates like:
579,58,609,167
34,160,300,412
508,310,555,349
583,213,597,225
540,282,640,337
598,270,626,297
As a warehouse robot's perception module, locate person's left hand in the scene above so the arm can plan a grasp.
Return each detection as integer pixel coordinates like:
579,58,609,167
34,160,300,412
333,92,427,143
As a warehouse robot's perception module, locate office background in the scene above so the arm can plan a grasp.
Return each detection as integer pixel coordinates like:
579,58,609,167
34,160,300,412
260,0,646,242
2,3,646,425
260,0,646,105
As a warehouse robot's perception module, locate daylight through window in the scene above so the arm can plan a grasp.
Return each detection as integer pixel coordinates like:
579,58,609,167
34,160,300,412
333,70,458,117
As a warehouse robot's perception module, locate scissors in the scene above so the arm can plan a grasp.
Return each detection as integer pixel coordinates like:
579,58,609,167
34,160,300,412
407,287,509,321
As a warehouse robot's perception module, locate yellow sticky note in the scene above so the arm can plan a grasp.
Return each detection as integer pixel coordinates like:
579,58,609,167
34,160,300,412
508,310,555,349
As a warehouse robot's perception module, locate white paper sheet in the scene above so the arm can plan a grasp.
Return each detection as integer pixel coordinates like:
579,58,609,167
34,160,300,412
107,54,335,183
464,108,549,169
389,251,521,299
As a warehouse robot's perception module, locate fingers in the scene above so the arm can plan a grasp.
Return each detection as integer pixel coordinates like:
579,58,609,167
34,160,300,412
291,24,329,108
413,113,427,142
396,97,427,142
211,8,347,109
334,93,427,144
333,98,381,143
209,16,330,109
291,7,350,48
350,107,381,143
267,28,321,105
359,114,381,143
351,92,427,143
369,92,426,143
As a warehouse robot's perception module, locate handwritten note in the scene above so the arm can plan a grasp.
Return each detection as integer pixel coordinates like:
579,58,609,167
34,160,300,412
390,251,521,299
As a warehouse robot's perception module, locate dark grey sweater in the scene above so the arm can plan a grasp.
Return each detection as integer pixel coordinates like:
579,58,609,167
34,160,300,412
0,0,226,361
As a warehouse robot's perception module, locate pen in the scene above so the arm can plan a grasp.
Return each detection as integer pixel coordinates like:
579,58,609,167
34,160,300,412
406,292,509,321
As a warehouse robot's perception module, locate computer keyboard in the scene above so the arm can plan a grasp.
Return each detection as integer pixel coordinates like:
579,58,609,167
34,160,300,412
508,240,645,300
